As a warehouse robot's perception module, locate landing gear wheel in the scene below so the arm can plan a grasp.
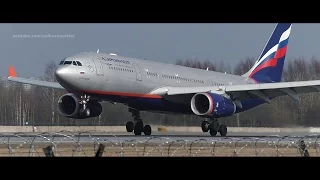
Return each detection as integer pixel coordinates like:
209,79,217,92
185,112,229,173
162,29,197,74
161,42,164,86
84,108,90,117
219,124,227,136
129,108,150,136
126,121,134,132
134,121,143,135
143,125,152,136
209,120,219,136
209,128,217,136
201,121,210,132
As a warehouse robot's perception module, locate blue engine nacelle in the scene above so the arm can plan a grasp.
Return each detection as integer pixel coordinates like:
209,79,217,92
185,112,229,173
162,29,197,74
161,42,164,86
190,92,236,118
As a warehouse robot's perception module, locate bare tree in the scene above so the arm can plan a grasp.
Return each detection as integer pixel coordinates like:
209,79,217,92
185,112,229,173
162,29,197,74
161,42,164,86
233,57,255,75
38,60,66,125
175,58,216,71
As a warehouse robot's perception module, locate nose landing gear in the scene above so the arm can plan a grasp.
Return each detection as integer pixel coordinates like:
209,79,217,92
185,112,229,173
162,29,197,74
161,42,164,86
79,94,91,117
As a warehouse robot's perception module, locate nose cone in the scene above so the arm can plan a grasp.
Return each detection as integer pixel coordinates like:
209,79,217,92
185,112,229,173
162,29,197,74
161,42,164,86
55,66,68,82
55,66,80,91
55,66,75,90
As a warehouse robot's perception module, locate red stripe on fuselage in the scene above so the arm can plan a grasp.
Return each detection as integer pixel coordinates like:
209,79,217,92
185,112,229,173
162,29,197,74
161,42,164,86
83,90,162,99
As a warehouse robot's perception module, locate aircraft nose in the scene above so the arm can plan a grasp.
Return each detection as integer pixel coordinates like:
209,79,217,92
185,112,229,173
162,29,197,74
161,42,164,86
55,66,69,82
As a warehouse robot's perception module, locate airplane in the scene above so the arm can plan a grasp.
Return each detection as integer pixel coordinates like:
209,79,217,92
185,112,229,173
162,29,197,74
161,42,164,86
7,23,320,136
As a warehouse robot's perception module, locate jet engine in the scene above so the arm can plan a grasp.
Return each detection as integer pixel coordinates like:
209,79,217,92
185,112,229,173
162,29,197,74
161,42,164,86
57,93,102,119
190,92,236,117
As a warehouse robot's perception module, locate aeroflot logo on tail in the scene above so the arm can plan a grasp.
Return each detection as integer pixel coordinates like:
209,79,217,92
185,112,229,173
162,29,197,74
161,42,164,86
101,57,130,64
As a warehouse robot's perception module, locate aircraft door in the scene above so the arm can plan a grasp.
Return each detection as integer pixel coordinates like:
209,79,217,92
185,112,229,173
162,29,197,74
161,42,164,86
92,57,104,76
132,63,142,81
208,78,214,86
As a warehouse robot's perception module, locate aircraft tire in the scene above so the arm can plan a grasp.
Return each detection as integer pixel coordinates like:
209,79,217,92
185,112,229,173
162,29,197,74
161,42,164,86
201,121,210,132
84,108,90,117
209,128,217,136
134,121,143,135
126,121,134,132
219,124,227,136
143,125,152,136
209,121,219,136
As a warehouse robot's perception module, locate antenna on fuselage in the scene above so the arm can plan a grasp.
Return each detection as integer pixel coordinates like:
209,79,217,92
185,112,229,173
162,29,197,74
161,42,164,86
97,49,99,53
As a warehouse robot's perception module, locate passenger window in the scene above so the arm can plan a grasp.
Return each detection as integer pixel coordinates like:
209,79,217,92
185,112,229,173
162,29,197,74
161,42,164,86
76,61,82,66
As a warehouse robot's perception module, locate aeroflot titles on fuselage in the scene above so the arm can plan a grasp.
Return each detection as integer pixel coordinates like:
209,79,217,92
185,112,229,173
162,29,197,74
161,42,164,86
100,57,130,64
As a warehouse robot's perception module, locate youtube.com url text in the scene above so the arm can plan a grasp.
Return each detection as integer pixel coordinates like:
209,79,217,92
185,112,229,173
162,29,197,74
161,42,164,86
13,34,75,39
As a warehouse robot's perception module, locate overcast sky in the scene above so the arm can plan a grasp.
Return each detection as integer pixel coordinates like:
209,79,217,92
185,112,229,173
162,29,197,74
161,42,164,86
0,23,319,78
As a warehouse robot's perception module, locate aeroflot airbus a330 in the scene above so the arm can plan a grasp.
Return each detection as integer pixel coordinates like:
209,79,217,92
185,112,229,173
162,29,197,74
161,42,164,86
7,23,320,136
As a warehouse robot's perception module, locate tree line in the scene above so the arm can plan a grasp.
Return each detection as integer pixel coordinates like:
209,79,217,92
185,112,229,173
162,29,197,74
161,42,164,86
0,57,320,127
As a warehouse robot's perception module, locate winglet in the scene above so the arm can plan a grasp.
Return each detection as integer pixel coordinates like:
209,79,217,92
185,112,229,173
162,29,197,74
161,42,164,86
8,66,17,77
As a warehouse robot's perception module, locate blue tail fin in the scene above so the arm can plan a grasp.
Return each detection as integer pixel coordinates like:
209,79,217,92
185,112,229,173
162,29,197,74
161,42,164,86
242,23,292,83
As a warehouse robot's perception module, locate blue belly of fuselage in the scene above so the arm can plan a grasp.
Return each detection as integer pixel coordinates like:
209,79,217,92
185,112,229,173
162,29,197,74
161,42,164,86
88,93,267,118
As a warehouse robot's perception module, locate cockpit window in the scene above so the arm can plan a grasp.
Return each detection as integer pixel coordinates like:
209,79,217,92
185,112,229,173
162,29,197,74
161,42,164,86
64,61,72,65
59,59,82,66
59,58,66,65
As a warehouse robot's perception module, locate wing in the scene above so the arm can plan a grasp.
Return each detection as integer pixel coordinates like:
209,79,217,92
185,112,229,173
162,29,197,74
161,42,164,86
164,80,320,104
6,66,65,89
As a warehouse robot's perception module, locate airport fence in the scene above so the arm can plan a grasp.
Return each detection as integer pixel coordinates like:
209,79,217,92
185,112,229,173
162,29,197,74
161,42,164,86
0,131,319,157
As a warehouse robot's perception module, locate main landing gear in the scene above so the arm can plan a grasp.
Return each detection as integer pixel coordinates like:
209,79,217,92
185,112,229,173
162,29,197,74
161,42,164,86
125,108,152,136
201,119,227,136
